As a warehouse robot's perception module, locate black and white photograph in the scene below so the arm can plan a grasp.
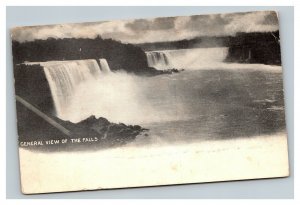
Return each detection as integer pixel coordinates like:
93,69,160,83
11,10,289,194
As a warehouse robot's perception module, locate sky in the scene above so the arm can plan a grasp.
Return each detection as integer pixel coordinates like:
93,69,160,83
11,10,279,44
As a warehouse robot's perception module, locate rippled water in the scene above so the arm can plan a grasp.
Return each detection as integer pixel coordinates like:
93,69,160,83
133,67,286,145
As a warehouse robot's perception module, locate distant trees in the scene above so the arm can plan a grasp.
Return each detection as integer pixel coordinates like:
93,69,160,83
138,31,281,65
225,31,281,65
12,36,151,75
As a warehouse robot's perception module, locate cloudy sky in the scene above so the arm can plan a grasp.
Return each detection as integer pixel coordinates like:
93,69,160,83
11,10,279,44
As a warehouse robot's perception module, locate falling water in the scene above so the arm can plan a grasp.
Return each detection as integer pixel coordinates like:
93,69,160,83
41,59,103,119
146,48,229,70
99,59,111,73
146,51,172,70
24,47,280,127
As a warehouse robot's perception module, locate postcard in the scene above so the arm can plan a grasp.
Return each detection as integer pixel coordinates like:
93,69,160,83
11,10,289,194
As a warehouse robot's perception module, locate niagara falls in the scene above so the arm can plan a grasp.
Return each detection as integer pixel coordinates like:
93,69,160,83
11,10,290,194
11,11,285,151
15,45,285,148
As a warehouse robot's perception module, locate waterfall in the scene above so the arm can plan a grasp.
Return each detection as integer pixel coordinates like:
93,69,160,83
146,51,172,70
99,59,111,73
21,48,229,124
40,59,102,119
24,58,168,124
146,48,228,70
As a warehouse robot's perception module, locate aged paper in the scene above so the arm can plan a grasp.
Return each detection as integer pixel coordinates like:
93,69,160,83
11,10,289,194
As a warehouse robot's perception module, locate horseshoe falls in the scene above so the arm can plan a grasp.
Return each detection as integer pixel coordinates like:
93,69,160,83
146,47,229,70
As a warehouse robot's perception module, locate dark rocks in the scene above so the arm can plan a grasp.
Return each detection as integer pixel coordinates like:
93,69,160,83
16,96,149,152
66,115,149,148
139,67,184,76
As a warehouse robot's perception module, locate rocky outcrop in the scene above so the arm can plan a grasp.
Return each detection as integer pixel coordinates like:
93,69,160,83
73,115,148,145
16,99,148,152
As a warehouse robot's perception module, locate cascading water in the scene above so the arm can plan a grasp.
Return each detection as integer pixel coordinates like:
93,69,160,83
26,58,170,124
28,48,229,124
22,48,280,127
146,47,228,70
40,59,103,119
99,59,111,73
146,51,172,70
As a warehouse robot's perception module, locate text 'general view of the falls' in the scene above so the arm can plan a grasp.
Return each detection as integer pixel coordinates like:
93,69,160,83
16,45,285,149
11,10,290,194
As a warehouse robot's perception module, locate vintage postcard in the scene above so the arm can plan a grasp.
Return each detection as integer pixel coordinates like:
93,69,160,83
11,10,289,194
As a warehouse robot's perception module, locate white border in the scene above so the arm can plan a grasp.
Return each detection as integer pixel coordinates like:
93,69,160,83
1,0,298,203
